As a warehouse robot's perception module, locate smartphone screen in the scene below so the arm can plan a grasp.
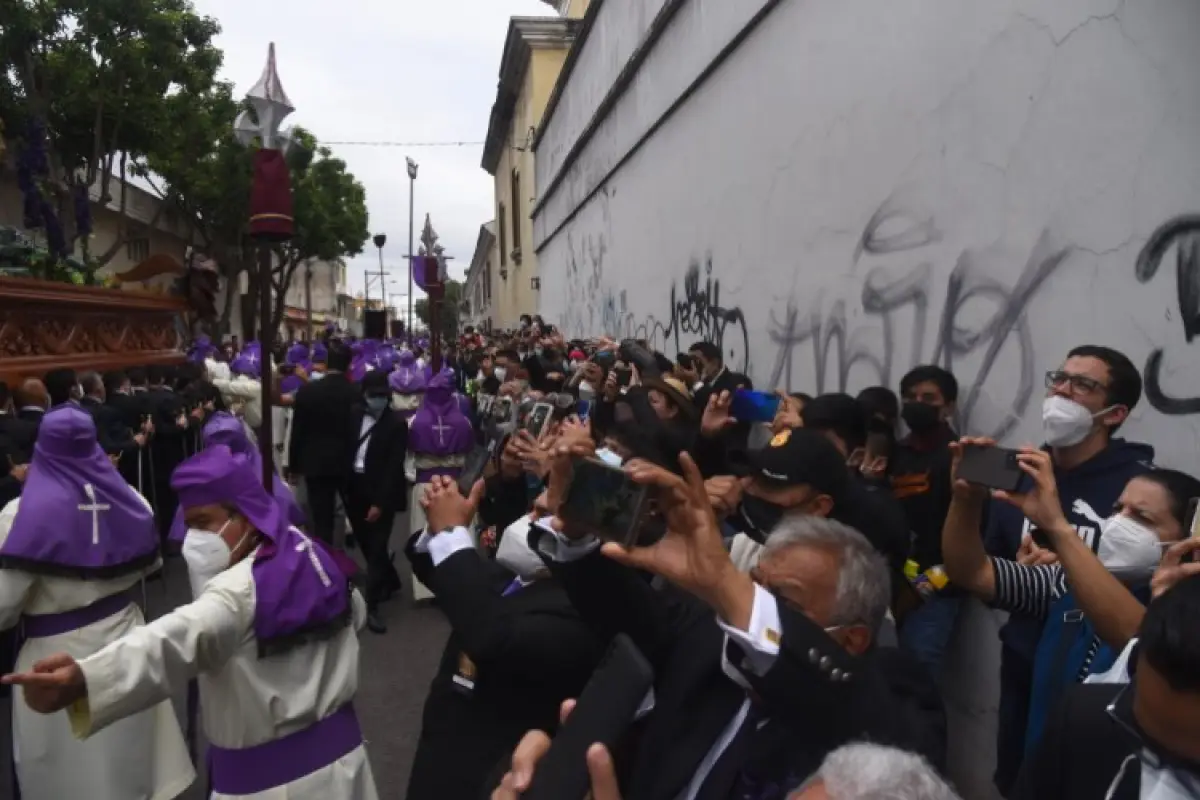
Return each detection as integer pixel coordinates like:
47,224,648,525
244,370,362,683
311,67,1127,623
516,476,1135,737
958,445,1023,493
527,403,553,440
457,442,494,496
865,431,892,462
730,389,780,424
560,458,649,546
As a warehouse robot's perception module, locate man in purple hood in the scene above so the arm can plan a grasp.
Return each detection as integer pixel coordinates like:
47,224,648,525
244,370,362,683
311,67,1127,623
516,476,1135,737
407,368,473,601
0,406,192,799
4,445,378,799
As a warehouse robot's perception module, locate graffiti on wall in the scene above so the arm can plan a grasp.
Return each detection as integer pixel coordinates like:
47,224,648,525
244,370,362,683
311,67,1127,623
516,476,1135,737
1135,215,1200,415
768,197,1072,439
561,233,751,372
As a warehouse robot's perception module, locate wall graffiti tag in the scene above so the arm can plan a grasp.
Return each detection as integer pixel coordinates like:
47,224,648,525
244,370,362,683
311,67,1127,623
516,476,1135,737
1134,214,1200,416
767,198,1072,440
561,234,751,373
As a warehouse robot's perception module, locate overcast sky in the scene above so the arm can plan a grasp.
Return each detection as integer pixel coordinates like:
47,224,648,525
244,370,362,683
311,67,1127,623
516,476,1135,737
192,0,555,310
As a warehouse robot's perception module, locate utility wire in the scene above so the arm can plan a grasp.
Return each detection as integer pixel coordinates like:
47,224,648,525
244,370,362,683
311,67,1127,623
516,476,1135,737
321,140,485,147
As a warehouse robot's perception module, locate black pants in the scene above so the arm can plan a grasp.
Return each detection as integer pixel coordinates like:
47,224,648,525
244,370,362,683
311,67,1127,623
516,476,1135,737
994,644,1034,797
305,475,349,546
344,472,397,609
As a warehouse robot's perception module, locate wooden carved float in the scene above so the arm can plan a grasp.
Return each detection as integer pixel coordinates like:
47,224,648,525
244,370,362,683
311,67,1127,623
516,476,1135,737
0,276,188,383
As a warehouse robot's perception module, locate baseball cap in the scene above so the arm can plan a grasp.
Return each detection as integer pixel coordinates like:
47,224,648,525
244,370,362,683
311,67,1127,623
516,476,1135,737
748,427,849,502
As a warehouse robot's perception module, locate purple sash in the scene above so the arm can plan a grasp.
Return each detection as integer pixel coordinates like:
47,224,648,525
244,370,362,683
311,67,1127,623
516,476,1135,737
21,590,133,639
207,703,362,795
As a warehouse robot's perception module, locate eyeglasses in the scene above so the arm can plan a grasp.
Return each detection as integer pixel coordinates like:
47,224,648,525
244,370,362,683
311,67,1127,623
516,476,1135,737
1045,370,1108,396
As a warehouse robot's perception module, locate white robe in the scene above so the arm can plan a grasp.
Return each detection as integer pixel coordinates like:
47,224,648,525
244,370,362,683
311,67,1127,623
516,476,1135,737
70,549,379,800
213,376,264,429
0,496,194,800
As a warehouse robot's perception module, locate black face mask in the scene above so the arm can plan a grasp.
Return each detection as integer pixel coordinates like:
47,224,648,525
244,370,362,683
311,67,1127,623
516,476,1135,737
901,401,942,433
735,494,786,543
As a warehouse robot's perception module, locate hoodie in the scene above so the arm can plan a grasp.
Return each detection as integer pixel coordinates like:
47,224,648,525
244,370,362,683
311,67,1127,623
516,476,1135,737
983,437,1155,662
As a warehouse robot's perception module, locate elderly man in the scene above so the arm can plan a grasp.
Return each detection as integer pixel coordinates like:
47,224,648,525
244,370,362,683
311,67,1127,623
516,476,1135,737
491,446,945,800
4,444,377,799
0,406,192,799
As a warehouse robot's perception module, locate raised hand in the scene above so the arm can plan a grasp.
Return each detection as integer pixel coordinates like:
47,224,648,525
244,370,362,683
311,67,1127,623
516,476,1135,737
991,446,1068,533
700,390,737,438
1152,538,1200,600
603,453,754,629
421,475,485,533
2,652,86,714
492,700,621,800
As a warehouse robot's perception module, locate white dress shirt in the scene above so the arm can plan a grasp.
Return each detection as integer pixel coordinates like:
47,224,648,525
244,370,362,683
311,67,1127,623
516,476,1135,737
354,415,377,474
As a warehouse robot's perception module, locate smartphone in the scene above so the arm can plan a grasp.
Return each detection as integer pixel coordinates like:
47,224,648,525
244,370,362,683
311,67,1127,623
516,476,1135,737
1185,498,1200,564
526,402,554,440
1030,527,1054,552
493,396,514,424
618,339,657,375
614,367,633,388
865,431,892,463
730,389,780,424
957,444,1023,493
559,458,651,547
457,440,496,496
522,634,655,800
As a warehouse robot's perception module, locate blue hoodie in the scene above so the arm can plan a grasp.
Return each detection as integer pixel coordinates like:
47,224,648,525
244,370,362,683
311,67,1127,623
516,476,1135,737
983,437,1156,661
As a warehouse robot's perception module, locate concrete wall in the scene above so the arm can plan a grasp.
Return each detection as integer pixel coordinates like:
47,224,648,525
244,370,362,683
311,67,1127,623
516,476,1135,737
534,0,1200,474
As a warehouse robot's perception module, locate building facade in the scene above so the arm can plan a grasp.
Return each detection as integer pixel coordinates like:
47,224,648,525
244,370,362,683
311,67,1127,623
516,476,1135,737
0,161,189,284
480,15,580,330
280,258,348,341
464,221,496,330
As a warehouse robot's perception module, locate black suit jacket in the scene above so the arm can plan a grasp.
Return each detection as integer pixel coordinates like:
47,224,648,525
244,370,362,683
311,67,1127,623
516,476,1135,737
1014,683,1139,800
404,538,605,800
693,368,751,415
0,413,38,463
350,406,409,517
15,407,44,431
289,373,361,479
541,547,945,800
80,397,134,456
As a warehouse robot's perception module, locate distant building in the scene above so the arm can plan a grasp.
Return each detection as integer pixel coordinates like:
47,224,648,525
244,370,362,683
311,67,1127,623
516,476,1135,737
464,221,496,330
0,159,189,284
481,15,581,329
280,258,348,341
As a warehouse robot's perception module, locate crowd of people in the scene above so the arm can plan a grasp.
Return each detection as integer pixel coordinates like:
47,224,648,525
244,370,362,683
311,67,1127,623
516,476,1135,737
0,311,1197,800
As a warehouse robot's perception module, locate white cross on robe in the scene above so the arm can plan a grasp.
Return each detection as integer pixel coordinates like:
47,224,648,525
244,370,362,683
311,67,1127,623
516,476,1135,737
79,483,111,545
294,531,333,587
432,416,452,446
247,351,259,365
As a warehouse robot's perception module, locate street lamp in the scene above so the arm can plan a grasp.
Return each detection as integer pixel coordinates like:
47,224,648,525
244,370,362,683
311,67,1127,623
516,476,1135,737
373,233,388,327
235,42,296,489
406,157,418,343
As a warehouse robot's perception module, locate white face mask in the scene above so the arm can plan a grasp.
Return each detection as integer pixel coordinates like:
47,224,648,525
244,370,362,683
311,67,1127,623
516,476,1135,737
182,520,250,597
1042,395,1112,448
595,447,624,468
496,516,547,581
578,381,595,402
494,366,508,383
1096,514,1165,580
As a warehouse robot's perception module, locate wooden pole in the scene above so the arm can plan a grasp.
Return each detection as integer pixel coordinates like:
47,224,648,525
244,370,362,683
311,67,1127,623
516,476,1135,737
258,245,274,490
430,294,442,373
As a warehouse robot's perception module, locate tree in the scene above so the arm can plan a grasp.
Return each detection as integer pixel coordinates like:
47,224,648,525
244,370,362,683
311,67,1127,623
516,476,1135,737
0,0,225,266
414,279,464,343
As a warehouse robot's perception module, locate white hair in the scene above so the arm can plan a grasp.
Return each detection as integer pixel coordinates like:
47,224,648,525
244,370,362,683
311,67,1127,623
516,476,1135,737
804,743,959,800
762,516,890,633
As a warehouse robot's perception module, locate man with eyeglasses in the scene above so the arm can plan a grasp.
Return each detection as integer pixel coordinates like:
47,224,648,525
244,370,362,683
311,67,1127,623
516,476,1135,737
1013,575,1200,800
982,345,1155,796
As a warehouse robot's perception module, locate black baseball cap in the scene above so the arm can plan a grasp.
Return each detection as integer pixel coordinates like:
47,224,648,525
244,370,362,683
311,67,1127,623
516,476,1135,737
748,427,850,502
802,393,866,443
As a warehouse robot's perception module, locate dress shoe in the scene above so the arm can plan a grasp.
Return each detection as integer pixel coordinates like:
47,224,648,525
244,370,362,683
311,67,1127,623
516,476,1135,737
366,610,387,635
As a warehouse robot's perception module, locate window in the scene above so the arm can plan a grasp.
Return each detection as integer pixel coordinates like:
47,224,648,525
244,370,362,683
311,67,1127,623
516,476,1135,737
485,261,492,302
498,203,508,267
126,238,150,263
510,169,522,255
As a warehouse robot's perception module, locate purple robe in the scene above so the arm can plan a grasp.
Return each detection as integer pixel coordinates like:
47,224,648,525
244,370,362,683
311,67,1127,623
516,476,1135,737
168,413,305,543
171,446,354,651
0,406,158,577
279,373,304,395
409,369,473,483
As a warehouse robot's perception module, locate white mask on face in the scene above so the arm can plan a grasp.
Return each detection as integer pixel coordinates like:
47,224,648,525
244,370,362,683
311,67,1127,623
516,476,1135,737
182,520,251,597
1097,514,1165,580
1042,395,1113,448
595,447,624,468
494,367,508,383
496,516,547,581
578,381,596,402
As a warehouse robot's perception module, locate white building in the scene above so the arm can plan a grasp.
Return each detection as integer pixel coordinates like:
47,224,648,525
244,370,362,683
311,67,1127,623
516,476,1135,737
280,258,349,341
464,221,496,330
